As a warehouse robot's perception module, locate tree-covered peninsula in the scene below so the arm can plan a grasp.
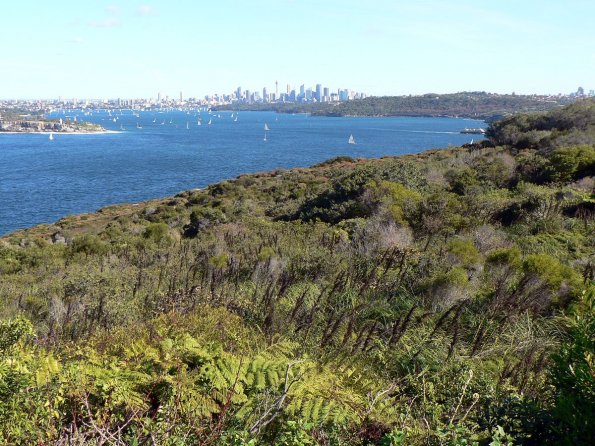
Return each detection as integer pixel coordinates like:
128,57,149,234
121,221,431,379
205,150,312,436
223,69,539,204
214,92,574,121
0,100,593,445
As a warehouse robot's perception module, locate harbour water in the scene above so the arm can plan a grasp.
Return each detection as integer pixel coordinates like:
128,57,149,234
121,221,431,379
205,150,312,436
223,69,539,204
0,110,485,235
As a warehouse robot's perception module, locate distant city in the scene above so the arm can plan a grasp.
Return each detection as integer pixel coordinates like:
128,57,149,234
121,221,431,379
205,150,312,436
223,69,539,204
0,86,592,113
0,82,367,111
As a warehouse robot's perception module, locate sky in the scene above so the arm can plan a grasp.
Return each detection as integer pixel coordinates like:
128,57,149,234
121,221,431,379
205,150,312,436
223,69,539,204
1,0,594,99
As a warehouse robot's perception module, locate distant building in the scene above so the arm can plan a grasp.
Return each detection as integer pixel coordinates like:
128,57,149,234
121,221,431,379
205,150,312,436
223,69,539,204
315,84,322,101
263,87,268,103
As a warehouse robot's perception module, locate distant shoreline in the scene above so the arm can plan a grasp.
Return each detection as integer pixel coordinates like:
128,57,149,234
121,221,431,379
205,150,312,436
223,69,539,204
0,130,122,135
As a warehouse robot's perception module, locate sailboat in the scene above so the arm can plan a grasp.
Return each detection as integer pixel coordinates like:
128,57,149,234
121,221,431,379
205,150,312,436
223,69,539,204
234,115,238,122
186,122,189,130
264,123,269,141
197,120,201,126
49,132,54,141
136,122,142,129
348,134,356,145
208,119,212,125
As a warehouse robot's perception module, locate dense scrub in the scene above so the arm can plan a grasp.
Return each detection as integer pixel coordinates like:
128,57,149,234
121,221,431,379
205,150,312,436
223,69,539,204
0,100,593,445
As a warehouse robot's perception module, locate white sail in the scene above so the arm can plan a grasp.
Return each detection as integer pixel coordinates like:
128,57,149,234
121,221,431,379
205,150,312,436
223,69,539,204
264,123,270,131
208,119,212,125
348,134,356,144
186,122,189,129
197,120,201,126
49,132,54,141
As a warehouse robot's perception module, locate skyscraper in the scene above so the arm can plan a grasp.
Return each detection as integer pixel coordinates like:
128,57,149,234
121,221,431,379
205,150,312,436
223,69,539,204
236,87,242,100
287,84,290,94
315,84,322,101
179,91,183,102
275,80,279,97
263,87,268,103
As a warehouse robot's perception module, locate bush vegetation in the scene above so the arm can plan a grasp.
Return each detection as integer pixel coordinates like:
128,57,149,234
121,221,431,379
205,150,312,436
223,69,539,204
0,99,593,444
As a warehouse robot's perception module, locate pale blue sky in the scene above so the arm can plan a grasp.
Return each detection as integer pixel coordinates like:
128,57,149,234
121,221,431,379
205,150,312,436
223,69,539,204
1,0,593,99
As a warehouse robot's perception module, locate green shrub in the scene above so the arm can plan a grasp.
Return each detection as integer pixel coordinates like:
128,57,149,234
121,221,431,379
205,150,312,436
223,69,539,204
70,234,109,256
549,288,595,444
547,145,595,182
143,222,173,245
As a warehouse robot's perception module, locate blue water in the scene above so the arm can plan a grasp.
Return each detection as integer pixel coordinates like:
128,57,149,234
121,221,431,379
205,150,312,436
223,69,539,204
0,110,485,235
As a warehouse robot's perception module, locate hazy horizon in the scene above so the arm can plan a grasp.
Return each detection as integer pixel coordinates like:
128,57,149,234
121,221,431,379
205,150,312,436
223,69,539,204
1,0,594,99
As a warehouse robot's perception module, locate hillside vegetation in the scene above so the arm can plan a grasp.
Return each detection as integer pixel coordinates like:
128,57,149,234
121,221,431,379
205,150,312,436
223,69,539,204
0,100,594,445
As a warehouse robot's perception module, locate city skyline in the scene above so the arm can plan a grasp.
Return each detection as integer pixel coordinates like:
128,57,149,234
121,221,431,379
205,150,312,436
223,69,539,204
1,1,594,99
0,78,368,104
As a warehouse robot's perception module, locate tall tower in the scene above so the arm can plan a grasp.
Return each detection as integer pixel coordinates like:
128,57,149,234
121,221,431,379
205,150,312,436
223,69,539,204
287,84,290,94
179,91,183,102
275,80,278,97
